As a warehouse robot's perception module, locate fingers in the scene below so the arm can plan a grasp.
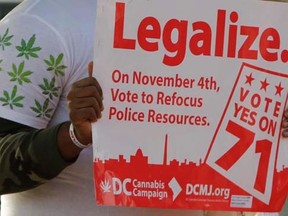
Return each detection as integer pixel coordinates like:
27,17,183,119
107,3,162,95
281,109,288,138
69,83,103,102
283,109,288,119
282,118,288,128
69,107,98,123
65,62,103,146
282,129,288,138
69,96,103,119
71,77,103,98
67,76,104,124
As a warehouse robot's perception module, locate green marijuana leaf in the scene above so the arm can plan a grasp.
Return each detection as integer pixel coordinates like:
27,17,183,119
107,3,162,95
0,28,14,51
8,61,33,85
44,53,67,76
16,34,42,60
39,77,60,100
0,85,25,109
30,98,53,118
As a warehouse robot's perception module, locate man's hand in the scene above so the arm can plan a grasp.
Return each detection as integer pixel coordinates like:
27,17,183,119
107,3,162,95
57,62,104,161
67,62,104,145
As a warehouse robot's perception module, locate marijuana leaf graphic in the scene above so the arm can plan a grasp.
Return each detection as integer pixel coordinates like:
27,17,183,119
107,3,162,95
39,77,60,100
30,98,53,118
16,34,42,60
0,28,14,51
8,61,33,85
100,179,111,193
0,85,25,109
44,53,67,76
0,59,3,72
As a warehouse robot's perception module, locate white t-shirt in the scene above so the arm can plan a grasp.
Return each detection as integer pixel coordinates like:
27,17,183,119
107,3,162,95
0,0,263,215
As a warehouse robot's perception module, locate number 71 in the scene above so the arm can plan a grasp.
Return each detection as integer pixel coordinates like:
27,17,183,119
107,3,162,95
215,120,272,194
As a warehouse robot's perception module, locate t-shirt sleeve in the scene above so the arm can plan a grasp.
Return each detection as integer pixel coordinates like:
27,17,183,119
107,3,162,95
0,13,70,129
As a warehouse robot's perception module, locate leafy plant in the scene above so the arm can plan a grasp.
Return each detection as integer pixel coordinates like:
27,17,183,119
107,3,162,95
0,85,25,109
8,61,33,85
30,98,53,118
16,34,42,60
0,28,14,51
39,77,60,100
44,53,67,76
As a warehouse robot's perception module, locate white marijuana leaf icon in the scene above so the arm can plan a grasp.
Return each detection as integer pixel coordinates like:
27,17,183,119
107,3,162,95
100,179,111,193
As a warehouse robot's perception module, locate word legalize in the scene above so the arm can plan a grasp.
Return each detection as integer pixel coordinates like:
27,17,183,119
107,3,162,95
113,2,288,66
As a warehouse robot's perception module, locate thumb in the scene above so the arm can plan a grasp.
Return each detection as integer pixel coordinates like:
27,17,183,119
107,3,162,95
88,61,93,77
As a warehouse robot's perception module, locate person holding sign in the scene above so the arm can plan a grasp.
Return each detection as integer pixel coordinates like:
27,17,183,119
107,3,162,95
0,0,286,215
0,0,105,215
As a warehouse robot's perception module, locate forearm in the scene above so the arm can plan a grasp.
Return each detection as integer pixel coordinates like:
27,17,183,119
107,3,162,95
57,122,85,161
0,123,74,195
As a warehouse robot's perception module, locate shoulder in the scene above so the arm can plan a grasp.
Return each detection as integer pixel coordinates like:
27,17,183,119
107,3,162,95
2,0,96,37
